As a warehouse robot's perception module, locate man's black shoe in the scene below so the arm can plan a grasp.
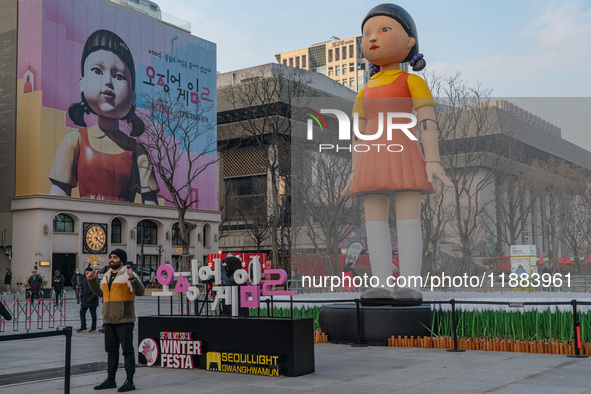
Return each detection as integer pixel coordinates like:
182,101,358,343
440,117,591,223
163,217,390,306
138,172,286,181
118,380,136,392
94,378,117,390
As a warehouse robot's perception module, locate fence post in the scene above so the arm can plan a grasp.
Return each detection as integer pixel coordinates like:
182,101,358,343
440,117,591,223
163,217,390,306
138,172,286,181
568,299,588,358
351,299,367,347
447,299,465,352
64,326,72,394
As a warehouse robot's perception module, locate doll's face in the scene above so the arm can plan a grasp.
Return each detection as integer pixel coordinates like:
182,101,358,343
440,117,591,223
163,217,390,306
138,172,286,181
80,50,136,119
362,15,415,67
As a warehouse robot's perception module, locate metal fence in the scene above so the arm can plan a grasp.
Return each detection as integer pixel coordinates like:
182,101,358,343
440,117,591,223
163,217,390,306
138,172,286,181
0,291,68,332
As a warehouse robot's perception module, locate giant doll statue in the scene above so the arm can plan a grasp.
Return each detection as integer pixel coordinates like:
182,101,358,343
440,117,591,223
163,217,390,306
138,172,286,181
342,4,452,304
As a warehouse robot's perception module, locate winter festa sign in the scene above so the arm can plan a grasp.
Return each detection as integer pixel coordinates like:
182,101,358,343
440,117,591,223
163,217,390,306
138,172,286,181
137,316,315,376
16,0,217,209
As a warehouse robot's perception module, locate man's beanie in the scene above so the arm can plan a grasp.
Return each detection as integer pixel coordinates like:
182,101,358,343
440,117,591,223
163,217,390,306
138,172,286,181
110,249,128,264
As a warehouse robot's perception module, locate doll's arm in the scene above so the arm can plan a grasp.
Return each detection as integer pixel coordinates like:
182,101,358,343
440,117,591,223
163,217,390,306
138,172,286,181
48,131,80,195
136,146,159,205
417,106,453,187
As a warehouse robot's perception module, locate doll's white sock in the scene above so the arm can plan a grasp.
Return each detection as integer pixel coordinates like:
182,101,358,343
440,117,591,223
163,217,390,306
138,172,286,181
365,221,395,291
396,218,423,290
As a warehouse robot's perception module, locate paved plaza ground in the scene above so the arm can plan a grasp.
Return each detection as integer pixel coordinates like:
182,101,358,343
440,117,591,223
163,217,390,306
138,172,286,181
1,288,591,393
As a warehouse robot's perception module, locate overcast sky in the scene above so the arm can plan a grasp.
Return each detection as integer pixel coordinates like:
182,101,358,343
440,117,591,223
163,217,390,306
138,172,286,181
155,0,591,152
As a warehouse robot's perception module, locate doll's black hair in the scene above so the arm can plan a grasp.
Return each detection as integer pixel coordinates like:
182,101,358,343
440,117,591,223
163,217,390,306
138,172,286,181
361,3,426,72
68,29,144,136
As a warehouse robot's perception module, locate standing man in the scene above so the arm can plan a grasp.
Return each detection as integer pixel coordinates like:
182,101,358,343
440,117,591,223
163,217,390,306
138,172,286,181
71,268,84,304
27,270,43,300
88,249,144,392
53,270,65,305
4,268,12,293
77,267,99,333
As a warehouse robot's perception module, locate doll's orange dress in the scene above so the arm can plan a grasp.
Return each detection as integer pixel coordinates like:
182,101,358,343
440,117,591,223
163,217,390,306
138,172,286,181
350,70,435,196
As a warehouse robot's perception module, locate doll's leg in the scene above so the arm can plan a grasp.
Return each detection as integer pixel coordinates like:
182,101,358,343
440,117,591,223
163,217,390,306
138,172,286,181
363,194,394,290
394,191,423,289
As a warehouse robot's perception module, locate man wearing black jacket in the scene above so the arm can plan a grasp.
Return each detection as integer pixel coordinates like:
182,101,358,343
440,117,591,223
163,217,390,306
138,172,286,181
77,267,99,333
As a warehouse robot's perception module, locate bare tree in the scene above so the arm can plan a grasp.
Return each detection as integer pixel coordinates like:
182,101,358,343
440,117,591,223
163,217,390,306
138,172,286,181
231,177,273,252
527,157,590,272
426,72,504,274
140,90,218,271
220,65,311,269
421,181,454,275
293,149,363,275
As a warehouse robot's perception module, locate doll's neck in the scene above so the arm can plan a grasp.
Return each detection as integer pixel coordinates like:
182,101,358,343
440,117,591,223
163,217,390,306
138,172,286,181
380,62,402,71
97,116,120,133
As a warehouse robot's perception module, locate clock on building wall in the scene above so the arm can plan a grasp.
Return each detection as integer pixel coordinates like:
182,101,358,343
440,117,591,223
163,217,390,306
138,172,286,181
83,223,108,254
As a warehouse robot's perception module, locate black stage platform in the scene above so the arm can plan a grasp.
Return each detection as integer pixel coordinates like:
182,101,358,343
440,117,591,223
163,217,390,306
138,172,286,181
138,316,315,377
320,304,432,345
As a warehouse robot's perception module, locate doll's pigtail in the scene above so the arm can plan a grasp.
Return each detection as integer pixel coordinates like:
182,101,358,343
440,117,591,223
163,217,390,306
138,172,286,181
127,106,145,137
369,62,380,77
68,94,93,127
410,54,426,72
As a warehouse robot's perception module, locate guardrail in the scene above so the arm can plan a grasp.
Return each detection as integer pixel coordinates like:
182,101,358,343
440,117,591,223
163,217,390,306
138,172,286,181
0,291,67,332
0,326,72,393
153,289,591,358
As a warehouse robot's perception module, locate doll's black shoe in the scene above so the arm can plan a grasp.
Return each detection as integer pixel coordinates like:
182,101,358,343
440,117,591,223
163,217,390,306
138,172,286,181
360,287,422,306
359,287,392,306
390,287,422,306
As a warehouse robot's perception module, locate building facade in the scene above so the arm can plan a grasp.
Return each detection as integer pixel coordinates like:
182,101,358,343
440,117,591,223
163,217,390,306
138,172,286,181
1,0,220,292
216,63,355,259
275,36,373,92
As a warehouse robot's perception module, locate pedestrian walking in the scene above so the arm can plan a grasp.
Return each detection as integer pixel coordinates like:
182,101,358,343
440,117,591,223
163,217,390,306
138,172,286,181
77,267,99,333
27,270,43,300
53,270,65,305
88,249,144,392
71,268,84,304
4,268,12,293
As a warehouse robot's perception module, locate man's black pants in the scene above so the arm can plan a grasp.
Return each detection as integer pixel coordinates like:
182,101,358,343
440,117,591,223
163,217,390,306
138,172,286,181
104,323,135,381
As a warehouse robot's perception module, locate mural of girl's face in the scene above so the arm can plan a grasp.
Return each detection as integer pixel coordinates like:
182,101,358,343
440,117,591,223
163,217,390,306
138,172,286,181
80,49,136,120
362,15,415,68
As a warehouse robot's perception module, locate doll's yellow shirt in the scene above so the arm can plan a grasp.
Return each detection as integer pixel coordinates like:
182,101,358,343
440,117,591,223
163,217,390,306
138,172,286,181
353,70,435,118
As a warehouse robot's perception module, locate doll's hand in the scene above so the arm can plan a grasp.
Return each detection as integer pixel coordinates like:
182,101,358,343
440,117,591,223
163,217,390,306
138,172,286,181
426,162,453,187
341,172,354,197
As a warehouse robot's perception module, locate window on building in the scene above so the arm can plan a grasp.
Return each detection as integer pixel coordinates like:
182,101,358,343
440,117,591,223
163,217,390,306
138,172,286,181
283,59,287,65
358,63,365,70
171,222,192,246
172,223,181,246
296,56,300,68
342,46,346,59
203,223,211,247
335,48,340,61
328,67,333,76
111,218,122,244
137,219,157,245
350,78,355,87
135,255,159,274
328,49,333,62
349,44,354,58
342,80,347,86
335,65,340,76
53,214,74,232
289,58,293,67
302,55,306,68
342,65,347,75
350,63,355,72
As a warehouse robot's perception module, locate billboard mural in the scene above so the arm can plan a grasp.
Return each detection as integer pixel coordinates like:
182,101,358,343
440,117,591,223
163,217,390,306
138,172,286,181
16,0,217,210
